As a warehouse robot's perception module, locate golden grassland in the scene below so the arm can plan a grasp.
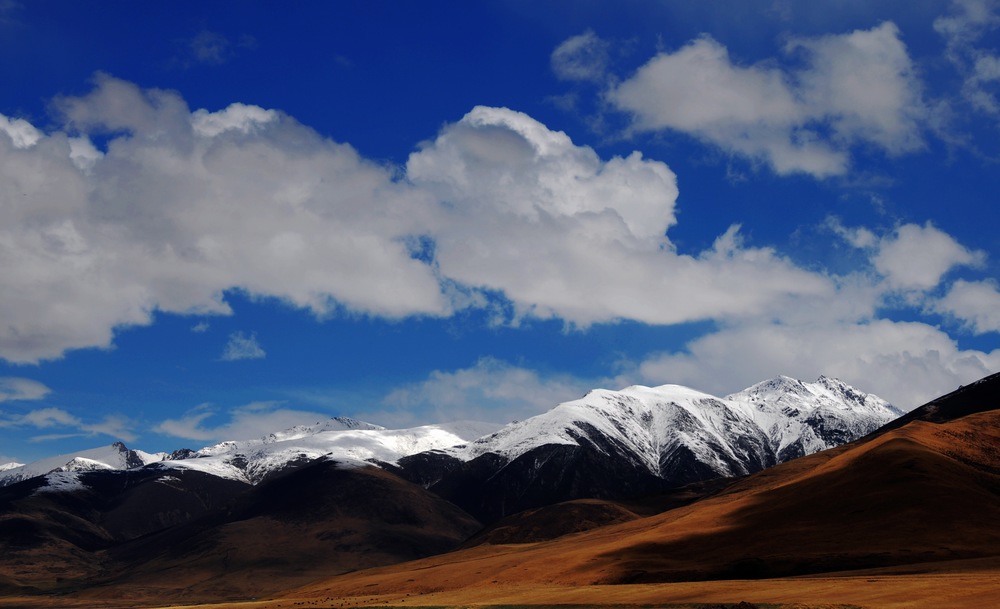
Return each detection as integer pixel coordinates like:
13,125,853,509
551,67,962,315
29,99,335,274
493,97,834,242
2,559,999,609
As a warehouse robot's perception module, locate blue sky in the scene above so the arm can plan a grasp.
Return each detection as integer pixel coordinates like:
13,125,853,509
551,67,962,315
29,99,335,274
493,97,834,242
2,1,1000,463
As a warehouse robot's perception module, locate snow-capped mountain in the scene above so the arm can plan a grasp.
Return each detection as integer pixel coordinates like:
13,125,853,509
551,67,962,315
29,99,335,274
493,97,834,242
0,376,897,500
449,383,773,479
445,375,898,480
160,417,502,484
0,417,501,489
0,441,167,487
727,375,903,461
401,376,900,521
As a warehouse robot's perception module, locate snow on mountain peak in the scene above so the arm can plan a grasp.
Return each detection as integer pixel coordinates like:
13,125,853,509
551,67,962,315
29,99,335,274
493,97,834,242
454,381,768,478
0,377,899,491
726,376,901,460
162,417,501,484
262,416,385,444
452,375,899,481
0,442,167,488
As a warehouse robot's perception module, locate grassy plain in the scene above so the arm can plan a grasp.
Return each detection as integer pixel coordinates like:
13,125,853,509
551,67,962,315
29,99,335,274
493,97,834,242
3,562,997,609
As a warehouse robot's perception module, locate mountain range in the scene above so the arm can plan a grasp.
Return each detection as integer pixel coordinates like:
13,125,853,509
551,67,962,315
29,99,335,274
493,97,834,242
25,376,1000,606
285,371,1000,609
0,376,899,495
0,374,932,605
393,375,900,521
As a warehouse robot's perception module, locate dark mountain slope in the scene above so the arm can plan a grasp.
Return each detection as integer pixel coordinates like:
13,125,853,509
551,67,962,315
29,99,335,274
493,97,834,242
0,468,246,594
85,460,481,603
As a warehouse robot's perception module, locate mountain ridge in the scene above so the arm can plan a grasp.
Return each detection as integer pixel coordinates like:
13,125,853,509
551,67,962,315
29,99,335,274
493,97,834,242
289,371,1000,609
0,375,897,495
0,372,958,604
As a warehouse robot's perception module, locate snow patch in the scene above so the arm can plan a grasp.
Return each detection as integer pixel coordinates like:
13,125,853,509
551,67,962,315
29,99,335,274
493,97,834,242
33,472,86,494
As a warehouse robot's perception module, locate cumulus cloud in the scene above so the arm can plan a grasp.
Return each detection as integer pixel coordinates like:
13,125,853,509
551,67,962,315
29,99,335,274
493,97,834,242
154,401,332,443
829,219,987,295
0,377,51,402
1,80,852,363
0,74,447,363
408,106,832,326
872,222,985,291
2,74,993,412
935,279,1000,333
220,331,266,361
609,22,925,177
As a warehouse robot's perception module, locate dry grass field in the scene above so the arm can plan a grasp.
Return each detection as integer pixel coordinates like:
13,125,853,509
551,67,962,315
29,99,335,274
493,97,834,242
3,564,998,609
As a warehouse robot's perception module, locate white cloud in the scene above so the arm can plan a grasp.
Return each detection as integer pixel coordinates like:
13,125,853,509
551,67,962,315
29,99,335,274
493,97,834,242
873,222,985,291
788,23,926,155
826,216,878,249
829,219,986,294
0,377,51,402
154,401,332,443
935,0,1000,115
154,407,216,441
627,218,1000,411
636,318,1000,411
0,73,990,405
221,331,266,361
0,114,41,148
0,83,872,362
551,30,611,83
609,23,925,177
0,74,448,363
191,102,278,136
378,357,598,425
408,106,832,327
191,321,210,333
17,407,78,428
936,279,1000,333
0,406,136,442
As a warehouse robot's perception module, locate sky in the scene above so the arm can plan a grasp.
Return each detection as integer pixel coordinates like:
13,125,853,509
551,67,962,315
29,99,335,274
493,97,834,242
2,0,1000,463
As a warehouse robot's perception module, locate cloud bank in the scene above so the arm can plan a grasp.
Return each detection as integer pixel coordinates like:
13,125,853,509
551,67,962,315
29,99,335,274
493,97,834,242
2,72,998,417
1,75,834,364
